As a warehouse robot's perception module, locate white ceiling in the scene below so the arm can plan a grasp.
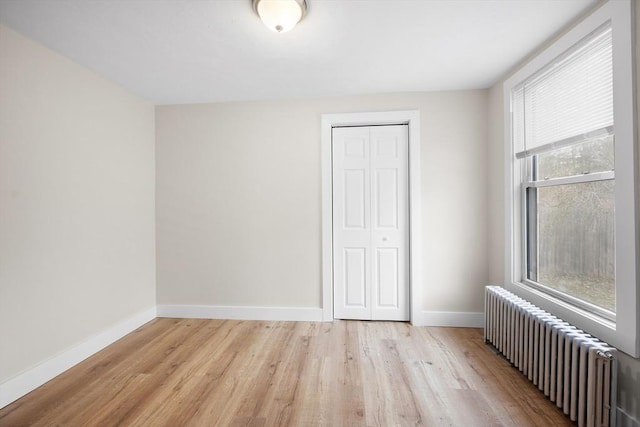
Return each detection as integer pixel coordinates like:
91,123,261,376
0,0,597,105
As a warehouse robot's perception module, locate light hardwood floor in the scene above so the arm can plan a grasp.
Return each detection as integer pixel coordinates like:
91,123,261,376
0,319,572,426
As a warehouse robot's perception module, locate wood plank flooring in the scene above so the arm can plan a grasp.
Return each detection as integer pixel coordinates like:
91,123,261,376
0,319,572,426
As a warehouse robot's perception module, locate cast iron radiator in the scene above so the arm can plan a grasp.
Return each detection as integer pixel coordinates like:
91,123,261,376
484,286,616,427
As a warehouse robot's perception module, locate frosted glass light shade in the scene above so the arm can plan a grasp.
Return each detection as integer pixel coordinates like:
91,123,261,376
253,0,307,33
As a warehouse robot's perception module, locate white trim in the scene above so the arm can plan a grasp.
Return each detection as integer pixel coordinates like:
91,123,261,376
0,307,156,409
320,110,422,323
525,171,614,188
412,311,484,328
157,305,323,322
503,0,638,356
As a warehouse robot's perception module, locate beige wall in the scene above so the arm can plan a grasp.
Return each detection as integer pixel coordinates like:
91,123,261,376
156,90,489,314
486,1,640,420
0,26,156,384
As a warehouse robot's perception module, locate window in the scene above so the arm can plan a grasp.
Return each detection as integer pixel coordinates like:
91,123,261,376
515,24,616,319
504,0,638,356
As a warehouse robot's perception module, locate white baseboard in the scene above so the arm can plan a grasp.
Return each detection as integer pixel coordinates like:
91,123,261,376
412,310,484,328
617,408,640,427
157,305,324,322
0,306,157,409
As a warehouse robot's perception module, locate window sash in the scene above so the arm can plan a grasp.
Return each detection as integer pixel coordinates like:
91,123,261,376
521,154,616,320
524,170,614,188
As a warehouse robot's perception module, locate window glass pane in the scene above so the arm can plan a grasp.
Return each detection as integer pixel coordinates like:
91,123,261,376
533,180,615,311
536,135,614,180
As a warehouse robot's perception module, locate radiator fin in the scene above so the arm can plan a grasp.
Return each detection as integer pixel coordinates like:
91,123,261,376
484,286,616,427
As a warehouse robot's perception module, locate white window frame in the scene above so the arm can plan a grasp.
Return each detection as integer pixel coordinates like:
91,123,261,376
522,148,616,321
503,0,639,357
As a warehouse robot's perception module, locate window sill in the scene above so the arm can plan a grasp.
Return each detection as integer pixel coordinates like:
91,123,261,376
508,281,617,343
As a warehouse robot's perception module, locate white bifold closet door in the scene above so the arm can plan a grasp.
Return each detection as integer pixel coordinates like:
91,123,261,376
332,125,409,321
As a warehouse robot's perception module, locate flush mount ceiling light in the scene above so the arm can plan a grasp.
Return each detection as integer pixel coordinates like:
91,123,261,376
252,0,308,33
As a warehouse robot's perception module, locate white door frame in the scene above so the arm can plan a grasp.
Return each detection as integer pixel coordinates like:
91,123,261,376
321,110,422,322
